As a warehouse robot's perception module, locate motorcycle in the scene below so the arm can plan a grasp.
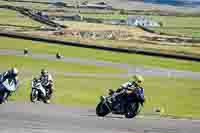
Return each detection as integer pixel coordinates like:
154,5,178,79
30,78,50,103
0,78,18,104
96,88,145,118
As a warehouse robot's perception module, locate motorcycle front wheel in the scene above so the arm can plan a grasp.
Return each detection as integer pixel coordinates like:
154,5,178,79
30,89,38,103
96,101,110,117
0,91,9,104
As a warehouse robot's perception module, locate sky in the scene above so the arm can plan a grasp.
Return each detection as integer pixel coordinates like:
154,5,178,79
144,0,200,7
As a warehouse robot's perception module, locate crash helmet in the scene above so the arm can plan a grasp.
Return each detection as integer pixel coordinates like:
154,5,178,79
11,67,19,77
41,69,48,76
132,74,144,86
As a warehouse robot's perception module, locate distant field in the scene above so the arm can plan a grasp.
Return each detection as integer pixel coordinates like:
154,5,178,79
82,13,128,20
31,20,200,57
81,13,200,38
0,1,50,10
150,27,200,38
0,9,42,27
1,36,200,72
148,16,200,38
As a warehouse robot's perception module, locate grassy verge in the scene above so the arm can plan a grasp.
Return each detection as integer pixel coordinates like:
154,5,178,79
0,55,125,74
1,36,200,72
143,76,200,118
10,75,200,118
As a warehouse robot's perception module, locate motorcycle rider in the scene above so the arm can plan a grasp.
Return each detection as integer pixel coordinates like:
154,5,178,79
39,69,54,103
0,68,19,102
106,75,144,112
0,67,19,85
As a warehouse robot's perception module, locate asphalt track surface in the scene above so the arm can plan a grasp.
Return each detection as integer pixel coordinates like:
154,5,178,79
1,49,200,133
0,49,200,79
0,102,199,133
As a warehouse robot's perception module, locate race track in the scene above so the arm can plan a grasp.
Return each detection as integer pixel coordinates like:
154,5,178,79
0,49,200,79
0,103,200,133
1,49,200,133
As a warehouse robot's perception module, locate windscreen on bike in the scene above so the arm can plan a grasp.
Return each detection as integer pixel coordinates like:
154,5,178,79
2,79,17,92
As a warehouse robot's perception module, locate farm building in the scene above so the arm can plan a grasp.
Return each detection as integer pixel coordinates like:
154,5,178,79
80,2,112,9
127,16,161,27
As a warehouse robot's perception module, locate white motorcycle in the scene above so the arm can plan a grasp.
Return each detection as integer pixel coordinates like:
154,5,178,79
30,78,49,103
0,78,18,104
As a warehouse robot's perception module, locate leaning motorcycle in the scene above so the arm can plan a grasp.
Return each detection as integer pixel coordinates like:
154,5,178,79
0,78,18,104
30,78,49,103
96,88,145,118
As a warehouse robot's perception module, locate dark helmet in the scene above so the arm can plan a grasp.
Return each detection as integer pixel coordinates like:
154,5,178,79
10,67,19,77
56,52,62,59
41,69,48,76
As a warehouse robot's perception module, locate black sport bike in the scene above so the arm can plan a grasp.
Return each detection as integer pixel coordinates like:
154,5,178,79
96,88,145,118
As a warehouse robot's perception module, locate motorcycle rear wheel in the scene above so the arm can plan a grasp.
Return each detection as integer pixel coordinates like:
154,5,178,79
125,102,140,118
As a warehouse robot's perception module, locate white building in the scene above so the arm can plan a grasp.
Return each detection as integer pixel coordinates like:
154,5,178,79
127,16,160,27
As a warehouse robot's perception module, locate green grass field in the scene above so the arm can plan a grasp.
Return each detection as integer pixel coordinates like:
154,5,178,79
1,36,200,72
143,76,200,118
150,27,200,38
148,16,200,38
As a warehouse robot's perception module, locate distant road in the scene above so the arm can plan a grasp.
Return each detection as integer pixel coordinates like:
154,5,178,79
0,49,200,79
